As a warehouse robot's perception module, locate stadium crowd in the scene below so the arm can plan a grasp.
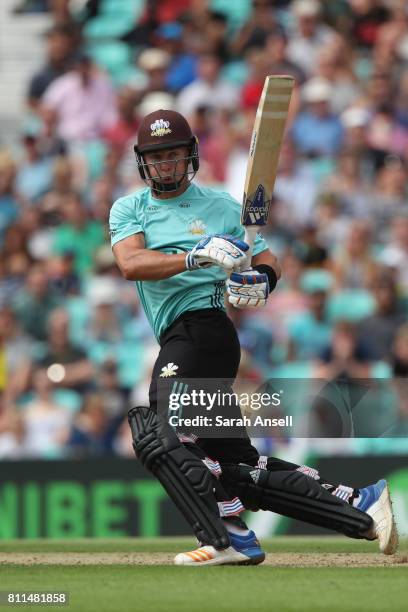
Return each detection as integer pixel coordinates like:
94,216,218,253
1,0,408,458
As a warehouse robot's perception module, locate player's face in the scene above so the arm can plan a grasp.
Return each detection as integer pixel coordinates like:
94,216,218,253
143,146,190,184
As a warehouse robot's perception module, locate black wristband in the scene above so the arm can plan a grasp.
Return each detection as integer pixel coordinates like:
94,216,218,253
253,264,278,292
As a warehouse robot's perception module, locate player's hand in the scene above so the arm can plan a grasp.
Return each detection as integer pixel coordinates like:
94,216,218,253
227,269,270,308
185,234,249,272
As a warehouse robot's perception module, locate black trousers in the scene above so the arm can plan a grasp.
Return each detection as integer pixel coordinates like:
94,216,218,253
148,308,264,466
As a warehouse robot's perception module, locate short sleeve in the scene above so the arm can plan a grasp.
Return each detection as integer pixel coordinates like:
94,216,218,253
42,78,64,110
221,193,269,257
109,196,144,247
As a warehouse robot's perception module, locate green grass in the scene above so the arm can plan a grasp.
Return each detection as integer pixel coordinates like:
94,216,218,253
1,538,407,612
0,535,400,554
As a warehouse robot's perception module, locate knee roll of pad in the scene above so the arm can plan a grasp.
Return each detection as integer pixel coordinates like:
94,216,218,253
220,463,373,539
128,406,230,549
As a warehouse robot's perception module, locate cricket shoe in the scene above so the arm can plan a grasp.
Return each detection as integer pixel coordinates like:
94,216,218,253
357,479,398,555
174,531,265,566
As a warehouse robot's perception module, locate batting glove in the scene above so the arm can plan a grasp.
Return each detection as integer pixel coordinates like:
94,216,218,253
185,234,249,272
227,269,270,308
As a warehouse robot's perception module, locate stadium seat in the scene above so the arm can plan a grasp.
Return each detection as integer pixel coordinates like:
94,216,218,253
327,290,376,323
53,389,82,412
65,297,91,348
116,341,146,388
87,41,132,85
220,61,249,86
268,361,313,379
82,141,108,180
84,0,145,39
87,340,145,389
210,0,252,32
301,269,334,293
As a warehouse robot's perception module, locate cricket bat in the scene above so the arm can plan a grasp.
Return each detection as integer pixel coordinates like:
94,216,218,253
241,75,294,259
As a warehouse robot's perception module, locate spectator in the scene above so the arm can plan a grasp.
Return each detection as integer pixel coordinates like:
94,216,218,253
371,157,408,243
137,48,171,93
67,392,121,457
230,0,281,56
27,24,77,108
0,307,32,405
86,287,122,344
291,77,344,156
41,156,76,225
349,0,390,50
358,273,407,361
331,220,377,289
52,192,105,277
391,323,408,376
0,344,5,393
0,152,21,246
288,285,332,361
380,216,408,294
155,22,198,93
103,86,140,153
313,37,361,113
340,107,378,180
240,47,270,110
195,11,230,62
42,53,118,143
23,368,72,457
315,193,350,252
12,263,60,341
15,128,54,202
185,106,227,183
33,107,68,158
177,53,239,118
0,412,27,459
313,320,371,379
293,224,328,267
38,308,95,394
358,72,405,165
287,0,336,77
264,30,306,84
273,139,319,229
96,359,128,419
0,237,30,307
320,149,371,218
46,254,81,298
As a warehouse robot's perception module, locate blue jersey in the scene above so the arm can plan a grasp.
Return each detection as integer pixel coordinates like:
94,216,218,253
109,183,268,340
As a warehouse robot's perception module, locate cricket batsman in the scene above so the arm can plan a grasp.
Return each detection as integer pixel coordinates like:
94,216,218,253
109,109,398,565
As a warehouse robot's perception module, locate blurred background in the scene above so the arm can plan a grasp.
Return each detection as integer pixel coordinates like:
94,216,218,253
1,0,408,539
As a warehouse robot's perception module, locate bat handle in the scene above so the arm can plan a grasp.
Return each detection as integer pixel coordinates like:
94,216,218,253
243,227,258,271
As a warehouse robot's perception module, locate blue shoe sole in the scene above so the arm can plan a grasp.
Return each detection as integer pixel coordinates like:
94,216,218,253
236,551,266,566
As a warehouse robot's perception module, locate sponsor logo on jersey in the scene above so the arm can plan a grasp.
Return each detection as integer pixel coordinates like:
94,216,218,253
150,119,172,137
146,206,160,212
159,362,179,377
179,202,191,208
188,219,207,235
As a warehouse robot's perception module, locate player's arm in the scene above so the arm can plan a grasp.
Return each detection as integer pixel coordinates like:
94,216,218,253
112,233,250,281
113,233,187,281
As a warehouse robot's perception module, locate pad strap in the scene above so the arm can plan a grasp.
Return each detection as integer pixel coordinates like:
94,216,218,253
217,498,245,517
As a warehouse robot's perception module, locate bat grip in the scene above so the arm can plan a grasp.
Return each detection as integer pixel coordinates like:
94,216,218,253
243,227,258,271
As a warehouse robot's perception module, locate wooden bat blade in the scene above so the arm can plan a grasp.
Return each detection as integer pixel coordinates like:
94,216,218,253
241,75,294,229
